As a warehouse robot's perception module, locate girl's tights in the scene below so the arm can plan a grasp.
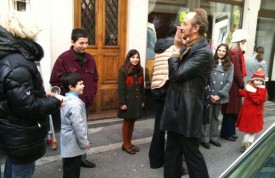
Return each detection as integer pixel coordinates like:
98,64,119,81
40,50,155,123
122,119,135,149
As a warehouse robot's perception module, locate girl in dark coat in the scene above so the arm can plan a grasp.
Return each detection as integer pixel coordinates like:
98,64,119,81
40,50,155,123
118,49,145,154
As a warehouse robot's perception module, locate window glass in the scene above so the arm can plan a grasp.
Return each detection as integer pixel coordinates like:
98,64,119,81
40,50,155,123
105,0,118,46
81,0,96,45
260,0,275,10
201,0,244,52
147,0,244,52
11,0,30,12
145,0,244,87
221,125,275,177
255,18,275,79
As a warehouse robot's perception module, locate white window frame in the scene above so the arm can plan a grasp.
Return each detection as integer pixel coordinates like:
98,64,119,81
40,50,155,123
9,0,31,12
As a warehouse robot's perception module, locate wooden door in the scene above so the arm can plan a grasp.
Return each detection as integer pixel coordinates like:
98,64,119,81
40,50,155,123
74,0,128,120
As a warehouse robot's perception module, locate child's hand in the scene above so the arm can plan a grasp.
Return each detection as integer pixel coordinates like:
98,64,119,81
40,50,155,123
86,143,91,149
120,105,127,110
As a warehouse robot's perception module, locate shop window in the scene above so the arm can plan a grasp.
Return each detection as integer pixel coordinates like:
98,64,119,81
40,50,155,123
260,0,275,10
147,0,244,50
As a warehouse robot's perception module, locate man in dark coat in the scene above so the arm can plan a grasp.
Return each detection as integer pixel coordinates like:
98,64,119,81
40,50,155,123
160,8,213,178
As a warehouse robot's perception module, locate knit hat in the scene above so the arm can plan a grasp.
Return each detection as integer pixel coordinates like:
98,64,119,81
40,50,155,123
251,68,265,81
231,29,249,43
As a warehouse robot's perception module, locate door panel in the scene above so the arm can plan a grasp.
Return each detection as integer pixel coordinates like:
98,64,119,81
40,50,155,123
74,0,127,120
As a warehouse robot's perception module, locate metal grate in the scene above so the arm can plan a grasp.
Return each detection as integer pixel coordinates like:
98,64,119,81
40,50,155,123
105,0,118,46
81,0,96,45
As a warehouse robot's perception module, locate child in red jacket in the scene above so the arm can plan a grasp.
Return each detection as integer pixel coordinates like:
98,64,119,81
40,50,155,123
236,68,267,153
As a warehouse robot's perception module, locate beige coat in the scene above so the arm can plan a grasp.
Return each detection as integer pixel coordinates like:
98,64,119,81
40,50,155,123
151,45,174,89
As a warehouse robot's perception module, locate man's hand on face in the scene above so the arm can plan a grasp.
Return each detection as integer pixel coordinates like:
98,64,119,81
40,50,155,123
174,26,188,50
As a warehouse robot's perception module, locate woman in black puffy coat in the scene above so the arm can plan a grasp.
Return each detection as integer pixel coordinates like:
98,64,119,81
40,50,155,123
0,12,62,177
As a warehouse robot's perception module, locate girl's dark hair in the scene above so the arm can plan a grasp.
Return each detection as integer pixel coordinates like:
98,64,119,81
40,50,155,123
61,72,83,92
255,46,264,62
71,28,88,42
213,44,231,71
123,49,143,76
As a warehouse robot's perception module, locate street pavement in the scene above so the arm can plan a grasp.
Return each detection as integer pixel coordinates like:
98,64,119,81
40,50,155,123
1,101,275,178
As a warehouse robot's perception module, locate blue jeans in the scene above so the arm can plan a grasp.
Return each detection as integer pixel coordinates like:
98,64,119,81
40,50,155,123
4,157,35,178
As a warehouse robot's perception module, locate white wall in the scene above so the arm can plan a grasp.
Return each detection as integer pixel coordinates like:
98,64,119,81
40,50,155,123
242,0,261,57
31,0,73,90
36,0,73,90
0,0,73,90
127,0,148,68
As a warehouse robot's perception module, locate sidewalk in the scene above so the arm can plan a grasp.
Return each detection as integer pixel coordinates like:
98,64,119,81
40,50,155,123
1,101,274,178
39,117,155,164
38,100,275,162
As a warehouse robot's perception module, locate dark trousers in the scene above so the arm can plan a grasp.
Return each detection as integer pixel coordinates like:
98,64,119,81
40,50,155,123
221,114,238,137
164,132,209,178
63,155,82,178
148,97,165,168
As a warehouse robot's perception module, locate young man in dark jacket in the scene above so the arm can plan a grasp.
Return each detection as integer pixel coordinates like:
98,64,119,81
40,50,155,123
0,12,63,178
160,8,213,178
50,28,99,168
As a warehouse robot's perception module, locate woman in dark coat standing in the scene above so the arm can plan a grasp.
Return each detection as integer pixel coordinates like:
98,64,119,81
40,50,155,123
0,12,63,177
118,49,145,154
221,29,249,141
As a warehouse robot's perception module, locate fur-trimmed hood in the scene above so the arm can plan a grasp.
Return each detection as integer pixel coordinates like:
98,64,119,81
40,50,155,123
0,26,44,61
245,82,265,93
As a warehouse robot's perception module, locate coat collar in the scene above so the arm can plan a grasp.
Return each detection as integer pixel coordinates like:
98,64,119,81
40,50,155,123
245,83,257,93
181,37,209,61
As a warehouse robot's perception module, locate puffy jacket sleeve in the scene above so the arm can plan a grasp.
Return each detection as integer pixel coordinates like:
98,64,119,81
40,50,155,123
6,65,61,120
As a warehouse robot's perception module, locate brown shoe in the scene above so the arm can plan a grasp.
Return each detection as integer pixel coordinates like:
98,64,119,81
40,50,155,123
122,145,136,154
131,145,140,152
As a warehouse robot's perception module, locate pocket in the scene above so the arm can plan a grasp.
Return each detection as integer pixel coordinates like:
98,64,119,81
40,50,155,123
1,121,48,164
6,140,46,164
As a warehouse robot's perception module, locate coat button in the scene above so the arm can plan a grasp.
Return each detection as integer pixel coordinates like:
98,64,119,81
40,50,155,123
213,81,216,83
220,82,223,84
222,73,224,75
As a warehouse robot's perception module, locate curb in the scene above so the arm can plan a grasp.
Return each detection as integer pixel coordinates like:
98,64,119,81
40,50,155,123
87,118,123,128
36,136,152,166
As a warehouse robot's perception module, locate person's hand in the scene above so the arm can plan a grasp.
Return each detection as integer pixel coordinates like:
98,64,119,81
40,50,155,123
53,95,65,108
86,143,91,149
257,85,265,88
174,26,188,50
120,105,127,110
46,92,55,97
210,95,216,103
210,95,220,103
142,102,145,108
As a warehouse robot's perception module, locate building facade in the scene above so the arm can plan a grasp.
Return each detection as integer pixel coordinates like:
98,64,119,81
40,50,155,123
0,0,274,120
